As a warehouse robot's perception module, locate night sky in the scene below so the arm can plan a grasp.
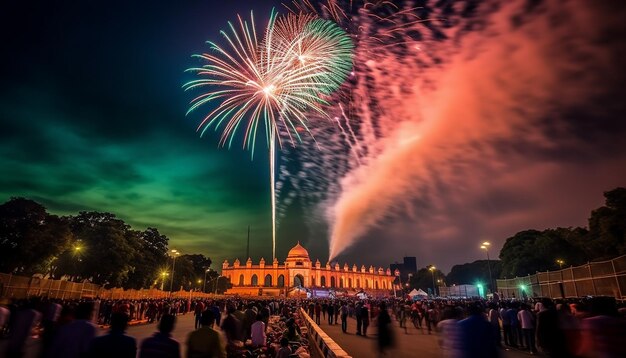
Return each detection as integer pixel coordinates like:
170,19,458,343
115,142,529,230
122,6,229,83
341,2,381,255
2,0,625,272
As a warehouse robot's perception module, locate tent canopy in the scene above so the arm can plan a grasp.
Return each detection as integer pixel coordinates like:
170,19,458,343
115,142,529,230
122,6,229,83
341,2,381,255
408,288,428,297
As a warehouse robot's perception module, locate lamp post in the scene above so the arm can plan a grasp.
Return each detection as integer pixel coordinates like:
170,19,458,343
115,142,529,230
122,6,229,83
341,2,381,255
203,269,211,293
169,249,180,292
160,271,169,291
428,265,437,297
481,242,493,294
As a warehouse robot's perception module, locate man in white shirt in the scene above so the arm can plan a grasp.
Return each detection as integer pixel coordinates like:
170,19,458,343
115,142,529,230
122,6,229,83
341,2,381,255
517,304,536,354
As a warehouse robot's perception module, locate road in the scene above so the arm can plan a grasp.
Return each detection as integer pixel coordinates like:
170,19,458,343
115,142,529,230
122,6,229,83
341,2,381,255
313,313,536,358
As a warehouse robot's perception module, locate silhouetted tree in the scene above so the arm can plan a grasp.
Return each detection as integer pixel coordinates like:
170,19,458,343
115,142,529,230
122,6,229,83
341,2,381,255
587,187,626,259
0,198,71,274
446,260,502,286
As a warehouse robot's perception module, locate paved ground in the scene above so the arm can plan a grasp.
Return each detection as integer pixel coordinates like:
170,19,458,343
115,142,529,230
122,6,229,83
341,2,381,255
313,313,536,358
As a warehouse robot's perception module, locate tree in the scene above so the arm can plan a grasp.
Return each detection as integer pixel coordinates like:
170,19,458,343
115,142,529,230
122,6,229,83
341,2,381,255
446,260,502,286
587,187,626,259
125,228,169,289
408,266,446,294
55,212,136,286
499,227,587,278
0,198,71,274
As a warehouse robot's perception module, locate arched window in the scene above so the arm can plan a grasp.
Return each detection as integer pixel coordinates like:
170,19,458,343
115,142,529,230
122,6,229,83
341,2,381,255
330,276,336,288
264,274,272,287
251,274,258,286
340,278,344,288
294,274,304,287
375,280,379,289
348,278,353,288
321,276,326,287
312,277,316,287
366,280,370,289
238,274,244,286
356,279,360,288
278,275,285,287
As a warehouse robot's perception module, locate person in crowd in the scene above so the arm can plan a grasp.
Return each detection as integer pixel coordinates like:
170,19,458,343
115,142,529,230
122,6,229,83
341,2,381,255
518,304,536,354
437,306,463,358
377,302,394,356
334,301,340,326
327,301,335,325
355,302,363,335
282,318,300,342
194,300,204,330
186,310,226,358
314,302,321,325
487,303,501,347
88,312,136,358
499,303,511,346
458,302,498,358
276,337,292,358
360,303,370,337
250,314,267,347
536,299,568,357
557,302,580,356
242,304,256,340
220,304,242,346
47,301,95,358
6,299,41,358
577,296,626,358
340,301,349,333
139,314,180,358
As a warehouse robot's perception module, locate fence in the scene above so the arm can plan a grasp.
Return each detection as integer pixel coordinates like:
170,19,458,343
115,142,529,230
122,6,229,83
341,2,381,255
496,255,626,300
0,273,215,300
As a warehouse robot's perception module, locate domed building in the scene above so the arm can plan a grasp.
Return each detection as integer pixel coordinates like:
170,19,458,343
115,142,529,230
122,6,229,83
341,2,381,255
221,242,394,297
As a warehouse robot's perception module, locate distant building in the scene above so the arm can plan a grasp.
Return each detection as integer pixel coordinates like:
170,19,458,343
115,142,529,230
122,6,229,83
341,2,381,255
221,242,394,297
389,256,418,284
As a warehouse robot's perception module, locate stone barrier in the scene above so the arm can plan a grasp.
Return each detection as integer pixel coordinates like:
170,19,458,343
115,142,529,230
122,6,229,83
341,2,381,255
299,307,352,358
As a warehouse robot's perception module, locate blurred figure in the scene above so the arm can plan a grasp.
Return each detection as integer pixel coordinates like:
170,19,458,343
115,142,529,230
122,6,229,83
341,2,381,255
194,300,204,330
360,303,370,337
557,303,581,355
139,314,180,358
578,297,626,358
536,299,569,357
487,303,501,347
0,298,11,337
458,302,498,358
186,310,226,358
220,304,242,345
314,302,321,325
437,306,463,358
376,302,394,357
6,299,41,358
88,312,136,358
47,301,95,358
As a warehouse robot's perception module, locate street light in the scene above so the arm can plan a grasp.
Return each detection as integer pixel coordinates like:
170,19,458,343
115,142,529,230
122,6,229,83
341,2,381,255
481,242,493,294
428,265,437,297
556,259,565,270
169,249,180,292
160,271,169,290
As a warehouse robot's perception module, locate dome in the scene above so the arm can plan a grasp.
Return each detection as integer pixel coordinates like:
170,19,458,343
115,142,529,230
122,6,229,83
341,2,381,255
287,241,310,260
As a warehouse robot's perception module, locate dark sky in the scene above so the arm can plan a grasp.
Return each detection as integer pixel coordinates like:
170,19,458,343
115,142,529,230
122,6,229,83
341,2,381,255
2,0,625,273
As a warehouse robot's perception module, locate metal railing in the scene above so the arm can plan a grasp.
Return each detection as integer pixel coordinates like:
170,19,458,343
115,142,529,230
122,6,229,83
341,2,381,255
496,255,626,300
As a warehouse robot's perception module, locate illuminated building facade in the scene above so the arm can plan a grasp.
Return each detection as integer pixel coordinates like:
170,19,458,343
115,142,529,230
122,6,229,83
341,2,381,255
222,242,394,297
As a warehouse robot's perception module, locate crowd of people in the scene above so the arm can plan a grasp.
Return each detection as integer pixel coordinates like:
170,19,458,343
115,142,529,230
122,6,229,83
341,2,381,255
1,293,626,357
0,296,312,358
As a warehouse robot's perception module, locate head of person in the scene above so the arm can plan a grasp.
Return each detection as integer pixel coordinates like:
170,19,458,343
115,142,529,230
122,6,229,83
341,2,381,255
110,313,129,332
588,296,618,317
280,337,289,348
256,313,263,321
200,310,215,327
158,314,176,334
75,301,94,320
467,301,484,316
